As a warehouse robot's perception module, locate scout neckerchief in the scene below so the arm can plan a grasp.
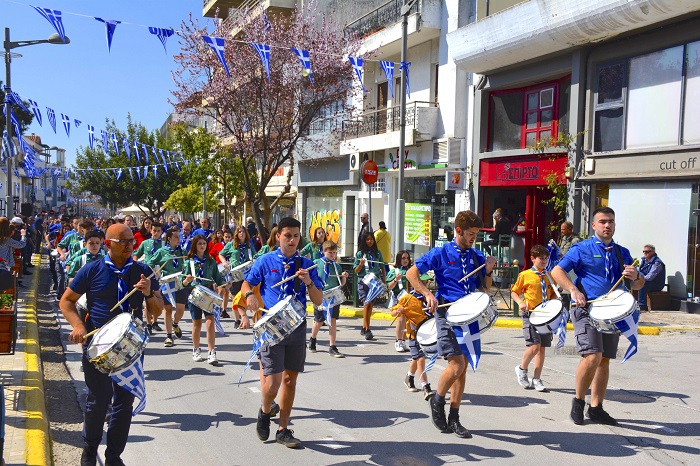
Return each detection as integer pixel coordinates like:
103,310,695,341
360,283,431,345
166,244,180,269
239,243,253,262
451,239,474,293
364,250,375,273
278,251,299,298
397,265,408,292
320,256,340,289
104,255,133,314
180,233,192,251
532,267,548,304
594,238,616,284
150,239,162,256
193,255,207,281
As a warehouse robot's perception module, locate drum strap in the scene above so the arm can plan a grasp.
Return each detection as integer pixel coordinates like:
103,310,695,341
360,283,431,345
613,244,632,291
294,257,302,294
470,250,487,290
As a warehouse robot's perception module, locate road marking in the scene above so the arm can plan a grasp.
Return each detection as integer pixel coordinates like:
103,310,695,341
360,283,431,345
248,387,260,393
653,424,678,433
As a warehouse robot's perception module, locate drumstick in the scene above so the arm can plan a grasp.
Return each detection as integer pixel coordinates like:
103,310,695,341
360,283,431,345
587,296,619,304
545,271,562,300
458,263,487,283
389,302,452,326
605,259,640,296
271,263,319,288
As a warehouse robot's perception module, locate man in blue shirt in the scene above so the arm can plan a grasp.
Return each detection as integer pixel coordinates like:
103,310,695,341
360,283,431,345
59,223,163,466
407,210,496,439
179,221,194,252
241,217,323,449
192,217,214,241
638,244,665,311
552,207,645,427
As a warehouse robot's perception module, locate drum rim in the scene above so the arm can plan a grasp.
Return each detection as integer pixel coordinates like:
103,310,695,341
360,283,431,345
588,290,636,320
415,316,437,344
529,299,564,325
446,292,493,323
87,313,144,359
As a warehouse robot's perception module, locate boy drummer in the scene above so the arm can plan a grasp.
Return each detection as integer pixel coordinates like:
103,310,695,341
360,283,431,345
309,241,347,358
511,245,557,392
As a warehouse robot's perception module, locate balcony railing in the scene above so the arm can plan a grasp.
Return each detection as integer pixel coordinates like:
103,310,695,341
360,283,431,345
344,0,419,38
306,115,345,136
342,101,436,139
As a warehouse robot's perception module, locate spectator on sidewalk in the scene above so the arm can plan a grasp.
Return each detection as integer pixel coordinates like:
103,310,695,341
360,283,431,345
638,245,666,311
357,213,371,249
482,208,512,256
557,221,582,256
374,221,392,270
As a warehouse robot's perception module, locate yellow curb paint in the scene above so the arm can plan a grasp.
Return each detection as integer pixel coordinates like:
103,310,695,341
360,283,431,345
24,254,52,466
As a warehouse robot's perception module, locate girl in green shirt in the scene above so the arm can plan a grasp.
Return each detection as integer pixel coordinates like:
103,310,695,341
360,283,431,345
353,232,385,340
253,226,279,258
300,227,327,261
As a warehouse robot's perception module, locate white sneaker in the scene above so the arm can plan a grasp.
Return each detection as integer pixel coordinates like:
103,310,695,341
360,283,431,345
401,340,410,352
395,340,405,352
208,350,218,365
515,365,530,388
532,378,548,392
192,348,204,362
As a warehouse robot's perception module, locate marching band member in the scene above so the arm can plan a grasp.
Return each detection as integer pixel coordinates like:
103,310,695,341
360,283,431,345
148,228,187,347
299,226,327,260
241,217,323,448
309,240,347,357
407,210,496,439
511,245,557,392
220,226,257,325
60,223,162,466
209,229,232,318
134,222,165,333
353,232,385,340
181,234,226,365
66,230,105,283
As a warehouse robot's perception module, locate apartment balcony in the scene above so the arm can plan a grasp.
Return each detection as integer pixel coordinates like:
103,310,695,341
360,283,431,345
339,102,438,155
203,0,244,19
296,116,343,161
446,0,700,74
345,0,441,57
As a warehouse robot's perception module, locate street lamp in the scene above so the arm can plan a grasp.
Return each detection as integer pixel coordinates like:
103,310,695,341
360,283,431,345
4,28,69,217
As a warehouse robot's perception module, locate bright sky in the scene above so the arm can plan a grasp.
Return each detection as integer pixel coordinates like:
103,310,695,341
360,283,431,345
2,0,213,167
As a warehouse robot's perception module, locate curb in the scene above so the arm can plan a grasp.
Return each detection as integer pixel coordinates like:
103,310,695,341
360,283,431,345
23,254,52,466
306,304,681,335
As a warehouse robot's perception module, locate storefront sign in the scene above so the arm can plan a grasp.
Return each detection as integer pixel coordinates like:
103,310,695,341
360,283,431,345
387,149,417,171
361,160,379,184
404,203,431,246
445,171,466,189
479,155,567,187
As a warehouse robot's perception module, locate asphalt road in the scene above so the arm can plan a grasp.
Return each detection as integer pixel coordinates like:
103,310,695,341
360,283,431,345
56,309,700,466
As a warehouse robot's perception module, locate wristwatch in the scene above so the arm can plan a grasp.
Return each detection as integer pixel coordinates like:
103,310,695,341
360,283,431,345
144,291,155,299
244,291,255,299
306,281,315,289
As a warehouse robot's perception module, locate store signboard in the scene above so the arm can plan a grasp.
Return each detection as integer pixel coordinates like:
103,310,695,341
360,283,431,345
445,171,466,189
479,155,567,187
404,203,431,246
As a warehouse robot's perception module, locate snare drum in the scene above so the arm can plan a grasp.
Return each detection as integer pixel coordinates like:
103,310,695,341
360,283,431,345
87,313,148,374
445,292,498,334
529,299,566,335
253,296,305,346
588,289,638,334
229,261,253,282
322,286,345,305
76,294,88,315
159,272,183,292
361,272,388,302
415,317,438,356
188,285,223,315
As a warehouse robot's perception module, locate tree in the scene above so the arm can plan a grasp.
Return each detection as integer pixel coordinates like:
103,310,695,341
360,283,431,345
168,122,245,221
172,1,360,234
1,81,34,134
69,116,184,216
164,184,218,217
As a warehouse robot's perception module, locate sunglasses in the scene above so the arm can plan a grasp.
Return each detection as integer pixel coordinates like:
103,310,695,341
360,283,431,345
108,238,137,245
642,250,652,254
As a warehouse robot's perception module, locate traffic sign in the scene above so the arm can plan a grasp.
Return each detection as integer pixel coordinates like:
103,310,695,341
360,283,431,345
361,160,378,185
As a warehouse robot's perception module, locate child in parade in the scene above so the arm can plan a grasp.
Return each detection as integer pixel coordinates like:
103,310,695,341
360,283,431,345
511,245,557,392
66,230,105,283
309,241,347,357
209,229,232,318
387,250,412,352
354,232,385,340
220,226,257,324
300,226,327,260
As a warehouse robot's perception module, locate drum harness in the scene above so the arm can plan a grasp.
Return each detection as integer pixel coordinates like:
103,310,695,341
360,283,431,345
438,250,487,306
573,243,630,314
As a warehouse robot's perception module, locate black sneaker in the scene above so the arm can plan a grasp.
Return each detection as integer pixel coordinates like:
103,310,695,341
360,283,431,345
276,428,302,448
404,375,418,392
587,404,618,426
173,324,182,339
270,401,280,417
256,408,271,441
429,396,448,432
308,337,317,353
423,383,435,401
146,324,152,336
222,310,231,319
152,323,163,332
81,445,98,466
329,346,344,358
365,330,374,340
570,397,585,425
360,327,366,336
234,320,241,329
447,415,472,439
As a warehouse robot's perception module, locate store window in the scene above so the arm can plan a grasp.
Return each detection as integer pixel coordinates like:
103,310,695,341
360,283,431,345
402,177,456,259
305,186,343,244
488,76,570,151
594,184,609,210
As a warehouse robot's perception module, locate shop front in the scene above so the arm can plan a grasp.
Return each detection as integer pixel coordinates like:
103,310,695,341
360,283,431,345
479,153,567,268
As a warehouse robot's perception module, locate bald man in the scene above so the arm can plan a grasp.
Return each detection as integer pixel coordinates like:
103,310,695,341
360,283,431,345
60,223,163,466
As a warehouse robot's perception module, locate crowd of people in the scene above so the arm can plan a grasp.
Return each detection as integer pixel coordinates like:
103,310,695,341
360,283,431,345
0,205,648,464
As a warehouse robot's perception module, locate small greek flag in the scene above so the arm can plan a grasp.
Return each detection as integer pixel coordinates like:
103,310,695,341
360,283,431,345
28,100,42,126
364,280,385,305
291,48,313,85
546,241,560,272
101,130,109,152
400,61,411,98
142,144,150,164
61,113,70,137
454,321,482,372
4,90,29,113
95,18,121,52
149,27,174,55
110,357,147,416
32,7,67,44
213,303,226,337
555,308,569,349
87,125,95,150
201,35,230,77
111,133,120,155
348,56,365,92
115,168,123,180
1,130,17,162
263,13,272,31
123,138,131,159
74,119,82,128
380,61,395,98
421,352,439,377
47,107,57,133
616,310,640,363
251,43,272,81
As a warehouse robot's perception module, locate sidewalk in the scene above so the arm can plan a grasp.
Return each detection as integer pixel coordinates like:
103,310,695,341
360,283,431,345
0,254,50,466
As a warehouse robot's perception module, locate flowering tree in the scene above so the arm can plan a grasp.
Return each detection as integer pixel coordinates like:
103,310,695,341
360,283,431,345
172,1,359,233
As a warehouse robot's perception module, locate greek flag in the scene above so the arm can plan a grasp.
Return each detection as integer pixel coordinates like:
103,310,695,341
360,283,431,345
555,308,569,349
4,90,29,113
323,296,335,326
263,13,272,31
32,7,67,43
133,140,141,162
238,335,266,386
1,130,17,162
291,48,313,85
28,100,42,126
61,113,70,137
87,125,95,150
148,27,174,54
546,241,560,272
453,321,482,372
142,144,150,164
101,130,109,152
152,165,157,179
152,146,159,164
616,310,640,363
380,61,395,98
143,166,149,178
421,352,439,377
251,43,271,81
115,168,123,180
160,280,178,305
400,61,411,98
74,119,82,128
111,133,120,155
123,138,131,159
364,279,385,305
47,107,57,133
213,302,226,336
348,57,365,92
95,18,121,52
201,35,230,77
110,357,147,416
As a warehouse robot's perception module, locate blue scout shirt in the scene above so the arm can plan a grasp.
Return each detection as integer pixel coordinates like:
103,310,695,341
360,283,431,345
69,255,159,328
557,237,633,301
180,232,194,253
414,240,486,303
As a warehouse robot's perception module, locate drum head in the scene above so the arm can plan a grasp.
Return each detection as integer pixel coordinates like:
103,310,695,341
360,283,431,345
77,294,88,309
446,292,490,324
90,313,131,355
253,296,295,329
160,272,181,282
194,285,220,298
362,273,377,285
529,300,563,325
233,261,252,272
589,290,636,320
415,318,437,345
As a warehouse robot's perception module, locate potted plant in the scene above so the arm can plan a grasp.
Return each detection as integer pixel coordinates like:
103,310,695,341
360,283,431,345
0,293,13,314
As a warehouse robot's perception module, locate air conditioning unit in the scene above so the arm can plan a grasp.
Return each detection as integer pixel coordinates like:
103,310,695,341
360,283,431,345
433,138,464,166
435,180,446,195
349,153,360,171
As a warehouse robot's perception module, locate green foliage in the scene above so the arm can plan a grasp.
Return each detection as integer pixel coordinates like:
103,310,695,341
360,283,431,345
163,184,218,215
0,294,13,308
69,115,184,215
